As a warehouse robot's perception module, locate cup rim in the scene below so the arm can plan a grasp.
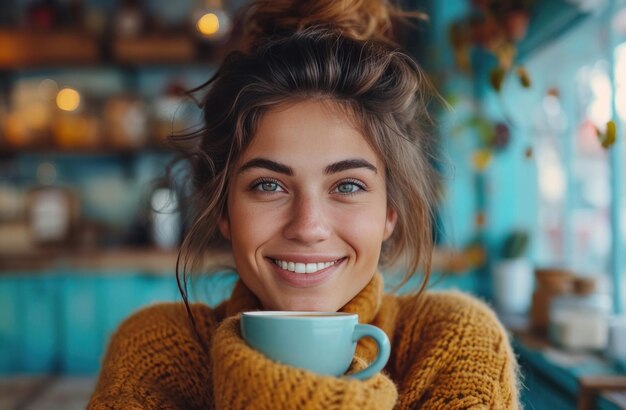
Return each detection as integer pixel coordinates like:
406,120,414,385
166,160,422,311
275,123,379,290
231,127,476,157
242,311,356,319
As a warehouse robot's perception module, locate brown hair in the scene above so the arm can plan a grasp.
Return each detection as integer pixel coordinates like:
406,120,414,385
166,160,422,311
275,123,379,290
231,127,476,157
171,1,439,316
233,0,427,51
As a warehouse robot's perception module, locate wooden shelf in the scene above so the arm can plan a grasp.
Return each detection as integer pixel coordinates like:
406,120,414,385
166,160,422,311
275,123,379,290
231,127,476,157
0,247,234,273
0,30,99,68
431,244,486,273
0,146,175,157
0,30,211,69
111,34,197,64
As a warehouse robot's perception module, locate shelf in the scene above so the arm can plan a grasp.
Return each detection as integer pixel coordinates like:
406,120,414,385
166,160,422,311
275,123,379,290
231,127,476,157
517,1,590,62
0,247,234,273
0,30,99,68
112,34,197,64
431,244,486,274
0,30,212,69
0,146,176,158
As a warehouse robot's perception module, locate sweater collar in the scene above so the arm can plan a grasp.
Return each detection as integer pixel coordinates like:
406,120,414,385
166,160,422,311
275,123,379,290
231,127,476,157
225,273,384,324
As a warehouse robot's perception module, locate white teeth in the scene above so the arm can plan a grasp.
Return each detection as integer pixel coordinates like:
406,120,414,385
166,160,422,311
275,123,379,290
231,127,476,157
273,258,339,274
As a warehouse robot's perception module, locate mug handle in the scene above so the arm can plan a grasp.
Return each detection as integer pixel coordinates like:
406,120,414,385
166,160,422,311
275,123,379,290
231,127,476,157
347,324,391,380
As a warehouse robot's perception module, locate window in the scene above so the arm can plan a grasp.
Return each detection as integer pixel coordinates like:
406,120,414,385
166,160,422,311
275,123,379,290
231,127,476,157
529,4,625,312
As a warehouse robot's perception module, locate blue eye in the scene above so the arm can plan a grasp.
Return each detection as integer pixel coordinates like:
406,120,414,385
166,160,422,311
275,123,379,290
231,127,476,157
251,179,284,193
260,182,279,191
334,180,365,194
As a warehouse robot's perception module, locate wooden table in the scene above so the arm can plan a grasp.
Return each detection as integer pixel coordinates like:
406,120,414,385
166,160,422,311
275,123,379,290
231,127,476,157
0,376,96,410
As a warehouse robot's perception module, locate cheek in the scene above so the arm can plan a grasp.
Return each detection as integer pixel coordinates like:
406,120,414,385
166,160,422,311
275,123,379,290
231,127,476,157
228,201,280,253
335,202,389,249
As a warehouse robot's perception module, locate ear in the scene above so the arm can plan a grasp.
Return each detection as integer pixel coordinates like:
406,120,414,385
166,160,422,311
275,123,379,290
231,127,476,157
218,212,231,240
383,206,398,241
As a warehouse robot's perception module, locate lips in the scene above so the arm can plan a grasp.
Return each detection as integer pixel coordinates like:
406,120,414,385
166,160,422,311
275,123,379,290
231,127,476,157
268,256,346,288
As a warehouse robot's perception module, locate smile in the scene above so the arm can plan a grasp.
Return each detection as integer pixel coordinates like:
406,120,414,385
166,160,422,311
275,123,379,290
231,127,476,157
272,258,342,274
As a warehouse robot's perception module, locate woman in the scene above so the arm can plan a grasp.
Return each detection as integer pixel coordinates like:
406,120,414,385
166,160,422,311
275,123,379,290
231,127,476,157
89,1,520,408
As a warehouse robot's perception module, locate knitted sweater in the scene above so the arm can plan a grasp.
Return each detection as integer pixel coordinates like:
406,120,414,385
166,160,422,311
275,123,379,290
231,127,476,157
89,274,520,409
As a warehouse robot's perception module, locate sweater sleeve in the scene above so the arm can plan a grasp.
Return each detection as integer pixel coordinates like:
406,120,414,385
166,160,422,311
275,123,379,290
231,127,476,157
391,292,520,410
211,316,398,410
88,303,218,410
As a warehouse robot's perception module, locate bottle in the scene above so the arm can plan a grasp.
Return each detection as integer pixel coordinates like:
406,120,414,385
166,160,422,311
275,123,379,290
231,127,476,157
113,0,146,38
26,162,80,247
149,187,181,250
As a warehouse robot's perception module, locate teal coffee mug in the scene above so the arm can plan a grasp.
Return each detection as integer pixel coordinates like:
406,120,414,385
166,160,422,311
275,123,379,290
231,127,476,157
240,311,390,380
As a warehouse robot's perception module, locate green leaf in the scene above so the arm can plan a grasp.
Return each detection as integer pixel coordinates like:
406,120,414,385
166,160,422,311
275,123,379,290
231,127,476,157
501,230,530,259
490,67,506,92
602,120,617,149
516,66,531,88
445,93,461,106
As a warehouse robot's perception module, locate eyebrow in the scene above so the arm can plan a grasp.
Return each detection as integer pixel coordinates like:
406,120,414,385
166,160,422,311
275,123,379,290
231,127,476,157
238,158,294,175
324,159,377,174
238,158,378,175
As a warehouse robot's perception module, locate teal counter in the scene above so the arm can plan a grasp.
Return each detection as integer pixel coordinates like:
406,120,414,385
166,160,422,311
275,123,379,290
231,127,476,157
0,269,476,375
0,270,238,375
515,335,626,409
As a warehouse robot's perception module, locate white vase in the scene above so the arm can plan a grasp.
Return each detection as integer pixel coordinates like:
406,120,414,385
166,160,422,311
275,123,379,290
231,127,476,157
492,258,534,315
150,188,181,250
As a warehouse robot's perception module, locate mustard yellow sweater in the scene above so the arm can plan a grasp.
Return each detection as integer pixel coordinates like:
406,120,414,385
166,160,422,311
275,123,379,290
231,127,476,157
89,274,520,409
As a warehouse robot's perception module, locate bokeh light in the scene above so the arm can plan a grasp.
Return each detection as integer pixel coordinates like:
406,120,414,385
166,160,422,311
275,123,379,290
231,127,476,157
196,13,220,36
56,88,81,112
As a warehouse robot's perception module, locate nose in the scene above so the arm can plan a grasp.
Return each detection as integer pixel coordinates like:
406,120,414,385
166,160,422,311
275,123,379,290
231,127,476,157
282,194,331,244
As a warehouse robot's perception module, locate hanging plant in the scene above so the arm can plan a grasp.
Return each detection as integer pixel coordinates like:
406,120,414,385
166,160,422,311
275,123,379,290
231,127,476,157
449,0,535,91
462,115,512,151
453,113,513,171
596,120,617,149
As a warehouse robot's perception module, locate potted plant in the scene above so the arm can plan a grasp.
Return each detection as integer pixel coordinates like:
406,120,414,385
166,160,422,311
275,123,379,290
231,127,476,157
491,229,534,314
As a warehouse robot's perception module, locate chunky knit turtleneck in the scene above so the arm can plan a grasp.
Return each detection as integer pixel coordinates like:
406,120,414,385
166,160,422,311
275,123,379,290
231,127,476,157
89,274,520,409
224,272,384,322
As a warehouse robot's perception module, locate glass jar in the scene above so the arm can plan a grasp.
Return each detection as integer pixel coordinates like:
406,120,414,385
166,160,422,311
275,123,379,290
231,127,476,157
548,292,612,351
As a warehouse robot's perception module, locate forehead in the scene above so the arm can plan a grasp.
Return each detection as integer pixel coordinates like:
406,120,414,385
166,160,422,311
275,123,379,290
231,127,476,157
239,100,382,169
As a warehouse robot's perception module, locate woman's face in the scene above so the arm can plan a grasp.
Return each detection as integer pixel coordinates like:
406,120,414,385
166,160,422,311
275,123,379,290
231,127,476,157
219,100,397,311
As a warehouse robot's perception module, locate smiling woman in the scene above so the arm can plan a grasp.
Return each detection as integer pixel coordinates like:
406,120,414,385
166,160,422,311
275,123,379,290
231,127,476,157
88,1,521,409
220,100,396,311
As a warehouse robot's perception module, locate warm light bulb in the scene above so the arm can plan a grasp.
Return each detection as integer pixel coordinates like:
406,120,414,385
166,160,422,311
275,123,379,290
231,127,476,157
196,13,220,36
56,88,80,112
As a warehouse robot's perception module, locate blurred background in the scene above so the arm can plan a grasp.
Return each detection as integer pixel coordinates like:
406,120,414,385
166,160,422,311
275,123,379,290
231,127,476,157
1,0,626,409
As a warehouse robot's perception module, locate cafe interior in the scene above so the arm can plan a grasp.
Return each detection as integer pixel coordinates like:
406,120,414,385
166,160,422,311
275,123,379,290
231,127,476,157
1,0,626,408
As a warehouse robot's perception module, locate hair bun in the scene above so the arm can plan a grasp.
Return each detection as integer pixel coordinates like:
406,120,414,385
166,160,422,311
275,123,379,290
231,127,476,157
234,0,426,51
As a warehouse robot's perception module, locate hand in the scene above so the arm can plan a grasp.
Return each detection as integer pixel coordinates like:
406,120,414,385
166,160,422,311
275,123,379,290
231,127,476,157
211,316,398,410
